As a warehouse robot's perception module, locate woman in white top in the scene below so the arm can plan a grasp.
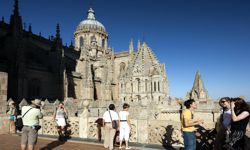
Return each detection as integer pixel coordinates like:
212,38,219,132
119,103,131,149
103,104,119,150
53,102,68,141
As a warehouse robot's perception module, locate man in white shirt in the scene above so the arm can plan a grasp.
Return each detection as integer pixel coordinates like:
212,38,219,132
103,104,119,150
21,99,43,150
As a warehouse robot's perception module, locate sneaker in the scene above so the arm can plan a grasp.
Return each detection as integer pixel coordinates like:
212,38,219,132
125,147,131,150
119,146,122,149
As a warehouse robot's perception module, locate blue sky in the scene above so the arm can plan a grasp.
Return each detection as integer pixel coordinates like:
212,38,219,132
1,0,250,101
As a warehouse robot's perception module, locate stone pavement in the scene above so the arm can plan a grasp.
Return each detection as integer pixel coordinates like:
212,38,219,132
0,134,167,150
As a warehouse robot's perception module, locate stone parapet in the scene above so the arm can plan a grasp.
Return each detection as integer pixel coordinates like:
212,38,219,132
0,114,9,134
0,72,8,114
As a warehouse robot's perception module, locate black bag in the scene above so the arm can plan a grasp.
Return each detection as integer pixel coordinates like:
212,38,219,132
33,125,41,130
108,110,118,130
112,120,118,129
16,108,33,131
16,117,23,131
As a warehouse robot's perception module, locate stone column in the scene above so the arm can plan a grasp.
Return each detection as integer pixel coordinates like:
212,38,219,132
79,99,90,138
0,72,9,134
137,119,148,143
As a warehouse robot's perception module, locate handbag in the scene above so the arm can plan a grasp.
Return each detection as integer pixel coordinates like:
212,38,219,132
16,107,33,131
108,110,118,129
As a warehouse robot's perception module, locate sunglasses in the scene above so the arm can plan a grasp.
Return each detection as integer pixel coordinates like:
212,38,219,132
221,101,226,103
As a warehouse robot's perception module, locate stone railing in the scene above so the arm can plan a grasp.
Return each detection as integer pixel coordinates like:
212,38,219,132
40,116,80,138
2,97,250,148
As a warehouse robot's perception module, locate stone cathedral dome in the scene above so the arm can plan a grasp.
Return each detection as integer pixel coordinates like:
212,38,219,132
76,8,106,32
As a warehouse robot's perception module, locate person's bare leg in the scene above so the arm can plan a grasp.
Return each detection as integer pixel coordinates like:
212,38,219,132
11,121,16,133
61,126,65,135
125,140,128,148
119,140,122,148
21,144,26,150
27,145,34,150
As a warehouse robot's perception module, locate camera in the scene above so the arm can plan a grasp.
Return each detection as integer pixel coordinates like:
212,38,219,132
32,125,41,130
229,98,236,102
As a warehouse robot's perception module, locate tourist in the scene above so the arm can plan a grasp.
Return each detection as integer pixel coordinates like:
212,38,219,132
21,99,43,150
7,100,17,134
53,102,68,141
95,117,103,142
181,99,204,150
103,104,119,150
119,103,131,149
223,97,250,150
213,97,231,150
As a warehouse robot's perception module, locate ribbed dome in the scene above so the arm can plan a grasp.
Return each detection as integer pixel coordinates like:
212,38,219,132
76,8,106,32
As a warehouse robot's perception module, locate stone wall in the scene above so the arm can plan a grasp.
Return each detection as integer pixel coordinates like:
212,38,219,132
0,72,9,134
10,98,250,148
0,72,8,114
0,114,9,134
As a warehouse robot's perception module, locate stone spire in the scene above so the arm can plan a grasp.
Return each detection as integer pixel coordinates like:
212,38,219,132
192,70,205,91
28,23,32,33
187,70,209,100
54,23,62,50
56,23,61,39
129,39,134,56
9,0,23,36
137,40,141,50
69,40,74,49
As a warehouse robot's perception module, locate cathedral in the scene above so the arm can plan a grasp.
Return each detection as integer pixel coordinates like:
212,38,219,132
0,0,169,103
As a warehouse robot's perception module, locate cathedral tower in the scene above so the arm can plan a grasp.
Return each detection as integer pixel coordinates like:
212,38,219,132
74,8,108,53
187,70,210,101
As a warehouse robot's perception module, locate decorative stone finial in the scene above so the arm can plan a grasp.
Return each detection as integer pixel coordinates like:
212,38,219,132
28,23,32,33
56,23,60,39
87,8,95,20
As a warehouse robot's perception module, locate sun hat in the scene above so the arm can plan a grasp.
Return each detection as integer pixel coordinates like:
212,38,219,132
8,100,15,106
31,99,42,106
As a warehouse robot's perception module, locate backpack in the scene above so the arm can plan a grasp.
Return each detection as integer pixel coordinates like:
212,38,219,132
16,107,33,131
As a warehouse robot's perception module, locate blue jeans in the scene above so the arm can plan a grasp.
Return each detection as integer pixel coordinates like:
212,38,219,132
183,131,196,150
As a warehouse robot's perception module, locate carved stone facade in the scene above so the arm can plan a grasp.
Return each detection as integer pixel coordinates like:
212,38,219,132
0,1,169,106
71,7,169,106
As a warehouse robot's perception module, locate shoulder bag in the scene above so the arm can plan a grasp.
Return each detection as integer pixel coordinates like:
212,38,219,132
108,110,118,130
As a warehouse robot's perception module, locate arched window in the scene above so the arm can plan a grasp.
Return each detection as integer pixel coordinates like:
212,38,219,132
79,36,84,48
136,78,140,92
154,82,156,92
158,81,160,92
102,39,105,48
145,79,148,92
131,83,133,93
119,62,126,73
151,82,153,92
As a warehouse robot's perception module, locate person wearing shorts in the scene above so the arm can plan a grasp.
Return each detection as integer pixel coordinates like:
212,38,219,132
7,101,17,134
21,99,43,150
53,102,68,141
